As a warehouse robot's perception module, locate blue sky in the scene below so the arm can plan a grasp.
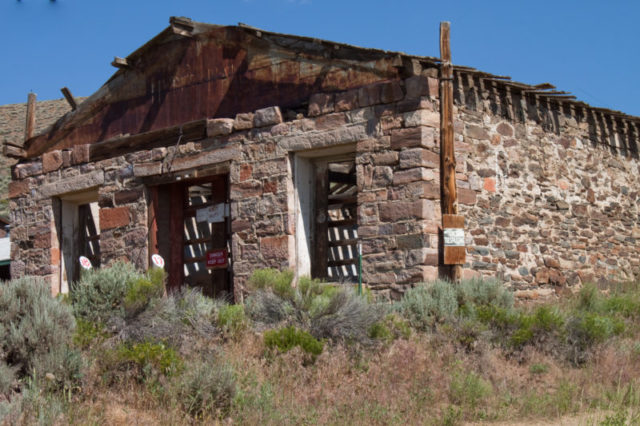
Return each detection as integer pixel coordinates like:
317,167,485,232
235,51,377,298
2,0,639,116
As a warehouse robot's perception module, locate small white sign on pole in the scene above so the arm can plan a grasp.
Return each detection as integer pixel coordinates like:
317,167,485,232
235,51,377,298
79,256,92,270
151,254,165,269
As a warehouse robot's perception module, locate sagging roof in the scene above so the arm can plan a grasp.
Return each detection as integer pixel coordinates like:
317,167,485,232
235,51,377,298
8,17,640,160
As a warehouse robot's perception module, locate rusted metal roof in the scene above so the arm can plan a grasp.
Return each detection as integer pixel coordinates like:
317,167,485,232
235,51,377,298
13,17,640,159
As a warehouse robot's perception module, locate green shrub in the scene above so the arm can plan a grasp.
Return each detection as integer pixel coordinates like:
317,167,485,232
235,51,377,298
449,370,492,411
247,268,295,300
124,268,165,316
175,358,236,418
71,261,140,323
395,280,458,330
264,326,324,357
510,306,565,348
457,277,514,311
73,318,109,349
529,363,549,375
369,313,411,343
217,304,247,337
246,269,383,345
0,276,81,391
116,341,183,379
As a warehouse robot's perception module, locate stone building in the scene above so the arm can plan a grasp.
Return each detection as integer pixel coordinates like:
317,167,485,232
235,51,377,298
5,18,640,300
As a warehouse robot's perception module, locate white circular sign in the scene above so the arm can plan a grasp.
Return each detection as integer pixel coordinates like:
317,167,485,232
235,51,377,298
79,256,92,270
151,254,165,269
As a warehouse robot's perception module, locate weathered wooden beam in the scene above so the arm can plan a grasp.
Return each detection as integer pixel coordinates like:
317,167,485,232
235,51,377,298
170,16,194,37
60,87,77,110
3,143,26,159
88,119,208,161
111,56,129,69
439,22,464,281
24,92,36,142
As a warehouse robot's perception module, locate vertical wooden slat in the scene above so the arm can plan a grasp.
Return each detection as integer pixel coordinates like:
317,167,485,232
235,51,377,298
148,186,159,257
24,93,36,142
168,183,184,291
440,22,462,281
312,161,329,279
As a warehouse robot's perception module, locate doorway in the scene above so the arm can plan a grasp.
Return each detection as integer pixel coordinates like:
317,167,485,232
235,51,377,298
294,154,358,282
149,174,231,298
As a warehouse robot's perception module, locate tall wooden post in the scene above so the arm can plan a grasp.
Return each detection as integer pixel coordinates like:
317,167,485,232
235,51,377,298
439,22,464,281
24,93,37,142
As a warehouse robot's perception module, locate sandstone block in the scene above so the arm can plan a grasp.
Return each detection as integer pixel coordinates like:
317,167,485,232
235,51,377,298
38,170,104,198
308,93,334,117
358,84,381,107
234,112,254,130
114,188,144,205
8,180,29,198
466,124,490,140
399,148,439,169
380,81,404,104
72,144,90,164
405,76,429,98
393,168,434,185
458,188,477,205
390,127,435,149
403,110,440,128
100,206,130,230
496,122,514,137
42,150,63,173
427,77,439,98
422,182,439,199
206,118,234,137
253,106,283,127
260,235,289,260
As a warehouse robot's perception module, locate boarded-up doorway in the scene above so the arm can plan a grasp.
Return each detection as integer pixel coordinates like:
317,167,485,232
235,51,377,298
149,174,232,298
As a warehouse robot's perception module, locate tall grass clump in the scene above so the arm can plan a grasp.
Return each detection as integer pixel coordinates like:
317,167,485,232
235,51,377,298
0,276,81,393
245,269,383,345
174,358,236,418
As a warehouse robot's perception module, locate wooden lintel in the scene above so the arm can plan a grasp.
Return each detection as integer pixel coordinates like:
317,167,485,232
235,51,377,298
24,92,36,142
88,119,208,162
60,87,77,110
111,57,129,69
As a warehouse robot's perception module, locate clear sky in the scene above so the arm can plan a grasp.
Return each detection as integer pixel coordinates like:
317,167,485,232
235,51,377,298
2,0,639,116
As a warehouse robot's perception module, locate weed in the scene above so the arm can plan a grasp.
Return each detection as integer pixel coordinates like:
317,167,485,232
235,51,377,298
175,358,236,418
73,318,108,349
369,313,411,343
529,363,549,375
116,341,183,379
123,269,165,316
449,369,492,412
264,326,324,357
247,268,295,300
217,304,247,337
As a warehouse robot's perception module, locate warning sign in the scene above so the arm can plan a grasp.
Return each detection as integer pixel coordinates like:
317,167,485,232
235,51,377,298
206,249,228,269
196,203,226,223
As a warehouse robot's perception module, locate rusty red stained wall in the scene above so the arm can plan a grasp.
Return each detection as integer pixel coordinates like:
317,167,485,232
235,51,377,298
26,26,403,157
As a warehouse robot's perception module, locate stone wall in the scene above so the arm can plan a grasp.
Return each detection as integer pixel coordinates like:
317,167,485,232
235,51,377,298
7,68,640,299
452,75,640,298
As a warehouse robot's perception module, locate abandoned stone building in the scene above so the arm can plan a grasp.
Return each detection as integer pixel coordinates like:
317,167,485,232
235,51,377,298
4,18,640,300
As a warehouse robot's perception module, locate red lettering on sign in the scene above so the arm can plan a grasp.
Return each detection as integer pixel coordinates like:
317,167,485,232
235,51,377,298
206,249,228,269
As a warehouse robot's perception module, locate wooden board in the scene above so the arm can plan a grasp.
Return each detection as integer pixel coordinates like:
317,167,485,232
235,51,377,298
443,214,466,265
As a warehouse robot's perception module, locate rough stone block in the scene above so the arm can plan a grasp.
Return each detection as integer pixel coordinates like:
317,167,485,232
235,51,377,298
8,180,29,198
335,90,358,112
254,106,283,127
390,127,435,149
308,93,334,117
42,150,63,173
458,188,477,205
99,206,130,230
403,110,440,128
38,170,104,198
466,124,490,140
399,148,439,169
393,168,434,185
423,181,439,200
405,76,429,98
358,84,381,107
380,81,404,104
427,77,439,98
260,235,289,260
496,122,514,137
114,188,144,205
206,118,234,137
72,144,90,164
234,112,254,130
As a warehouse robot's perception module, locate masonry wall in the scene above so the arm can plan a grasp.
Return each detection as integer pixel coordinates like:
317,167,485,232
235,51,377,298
452,75,640,298
8,67,640,299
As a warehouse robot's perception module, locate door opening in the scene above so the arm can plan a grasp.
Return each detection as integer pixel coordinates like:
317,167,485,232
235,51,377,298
295,155,358,282
149,174,232,298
